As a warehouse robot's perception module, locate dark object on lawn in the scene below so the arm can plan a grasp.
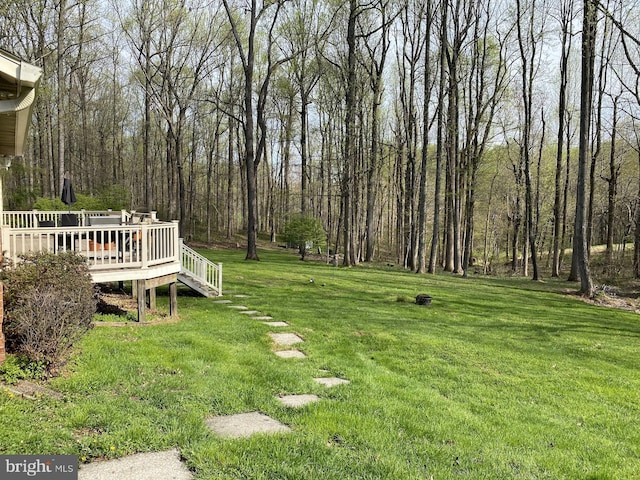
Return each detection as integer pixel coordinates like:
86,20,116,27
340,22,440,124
415,294,432,306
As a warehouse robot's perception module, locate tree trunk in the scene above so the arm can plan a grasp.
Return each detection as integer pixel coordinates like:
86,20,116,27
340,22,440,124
552,3,572,277
605,94,620,267
417,0,433,274
560,112,572,270
429,0,448,274
301,96,309,216
342,0,358,266
364,1,390,263
445,71,457,273
144,35,153,212
634,145,640,278
56,0,67,196
573,0,596,296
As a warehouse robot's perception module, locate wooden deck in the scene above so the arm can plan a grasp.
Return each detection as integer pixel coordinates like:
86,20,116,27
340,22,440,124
2,210,180,283
1,209,223,320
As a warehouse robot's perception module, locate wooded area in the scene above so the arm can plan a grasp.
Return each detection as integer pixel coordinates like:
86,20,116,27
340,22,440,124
2,0,640,293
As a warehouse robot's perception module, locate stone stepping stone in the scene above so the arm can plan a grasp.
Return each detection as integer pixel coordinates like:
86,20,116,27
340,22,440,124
263,321,288,327
78,449,192,480
239,310,260,315
274,350,306,359
206,412,291,438
228,305,248,310
234,294,250,298
269,333,304,345
213,300,233,304
314,377,351,388
276,394,319,408
252,316,273,320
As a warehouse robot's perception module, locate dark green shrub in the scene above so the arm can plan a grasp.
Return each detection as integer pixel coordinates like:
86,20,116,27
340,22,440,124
2,252,96,375
281,215,326,260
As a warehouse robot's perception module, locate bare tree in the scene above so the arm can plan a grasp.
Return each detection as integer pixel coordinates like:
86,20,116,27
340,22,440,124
56,0,68,197
118,0,162,212
603,0,640,277
551,0,575,277
281,0,329,216
462,0,511,278
223,0,290,260
342,0,359,266
416,0,435,273
515,0,547,281
361,0,392,263
429,0,449,273
604,93,622,266
573,0,596,296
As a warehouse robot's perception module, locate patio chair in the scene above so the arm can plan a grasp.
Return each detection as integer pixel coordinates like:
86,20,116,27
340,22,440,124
87,216,123,259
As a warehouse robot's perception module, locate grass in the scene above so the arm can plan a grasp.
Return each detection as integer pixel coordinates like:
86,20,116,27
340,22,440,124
1,247,640,479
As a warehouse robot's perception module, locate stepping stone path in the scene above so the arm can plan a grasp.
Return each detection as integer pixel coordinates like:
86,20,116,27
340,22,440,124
78,449,192,480
210,294,354,442
314,377,350,387
274,350,306,359
269,332,304,345
206,412,291,438
276,394,319,408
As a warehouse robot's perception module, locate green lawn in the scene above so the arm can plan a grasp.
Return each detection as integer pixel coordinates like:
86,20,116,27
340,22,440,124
1,248,639,479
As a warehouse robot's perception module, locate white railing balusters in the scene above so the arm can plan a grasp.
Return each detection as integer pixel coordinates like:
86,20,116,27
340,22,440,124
3,211,223,297
179,240,222,296
5,221,179,272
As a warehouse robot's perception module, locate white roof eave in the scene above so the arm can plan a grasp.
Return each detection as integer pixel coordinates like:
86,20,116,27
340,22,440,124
0,50,42,88
0,49,42,158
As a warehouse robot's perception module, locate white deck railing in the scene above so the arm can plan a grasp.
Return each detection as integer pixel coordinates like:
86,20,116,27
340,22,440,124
1,209,157,229
179,240,223,295
2,211,223,294
2,214,179,273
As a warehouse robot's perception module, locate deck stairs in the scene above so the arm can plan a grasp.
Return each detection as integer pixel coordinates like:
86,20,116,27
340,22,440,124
178,241,223,297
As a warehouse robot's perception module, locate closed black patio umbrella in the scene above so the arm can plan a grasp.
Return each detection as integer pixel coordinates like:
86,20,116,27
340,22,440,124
61,174,76,212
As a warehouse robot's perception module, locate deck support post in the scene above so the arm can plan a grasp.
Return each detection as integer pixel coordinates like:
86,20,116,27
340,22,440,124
149,287,156,310
137,279,146,322
169,282,178,317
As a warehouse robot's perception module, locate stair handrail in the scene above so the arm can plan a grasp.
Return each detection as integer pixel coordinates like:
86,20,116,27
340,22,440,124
179,239,223,296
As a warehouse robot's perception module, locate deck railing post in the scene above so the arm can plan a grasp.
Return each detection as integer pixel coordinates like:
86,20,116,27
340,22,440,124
1,227,9,261
141,223,149,269
172,221,180,263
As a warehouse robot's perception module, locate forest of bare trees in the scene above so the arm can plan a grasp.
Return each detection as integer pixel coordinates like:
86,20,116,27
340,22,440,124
2,0,640,290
